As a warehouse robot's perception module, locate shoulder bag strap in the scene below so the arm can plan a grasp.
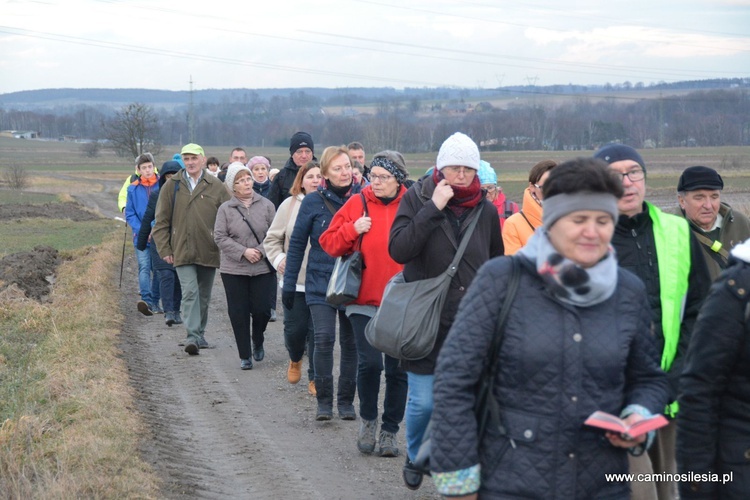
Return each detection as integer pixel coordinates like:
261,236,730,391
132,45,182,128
318,191,337,216
354,193,368,251
446,203,485,277
168,177,180,246
519,210,536,232
692,230,730,262
478,255,521,440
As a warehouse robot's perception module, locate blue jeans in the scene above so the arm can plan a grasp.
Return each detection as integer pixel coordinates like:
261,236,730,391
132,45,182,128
135,247,155,305
175,264,216,343
157,268,182,313
309,304,357,387
283,291,315,381
405,372,434,461
350,313,407,433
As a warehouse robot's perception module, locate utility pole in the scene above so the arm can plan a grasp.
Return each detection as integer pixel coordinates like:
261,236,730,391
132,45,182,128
188,76,195,143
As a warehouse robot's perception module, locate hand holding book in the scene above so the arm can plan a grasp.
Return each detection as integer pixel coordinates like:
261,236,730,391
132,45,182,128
584,411,668,445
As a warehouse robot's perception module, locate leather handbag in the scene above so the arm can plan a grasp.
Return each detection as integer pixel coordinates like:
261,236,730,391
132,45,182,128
413,255,521,475
325,194,367,306
365,204,483,361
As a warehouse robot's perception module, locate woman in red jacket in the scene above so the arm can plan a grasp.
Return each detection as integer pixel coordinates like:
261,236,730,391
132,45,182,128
319,151,409,458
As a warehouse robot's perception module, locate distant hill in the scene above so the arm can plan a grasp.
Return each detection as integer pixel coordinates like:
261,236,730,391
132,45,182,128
1,78,746,112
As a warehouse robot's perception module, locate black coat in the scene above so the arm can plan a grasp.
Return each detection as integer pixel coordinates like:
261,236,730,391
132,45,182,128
388,176,503,374
431,256,669,498
677,258,750,499
268,157,299,209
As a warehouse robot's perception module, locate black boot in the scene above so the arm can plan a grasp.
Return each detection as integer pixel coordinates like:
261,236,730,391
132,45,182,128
315,376,334,421
337,377,357,420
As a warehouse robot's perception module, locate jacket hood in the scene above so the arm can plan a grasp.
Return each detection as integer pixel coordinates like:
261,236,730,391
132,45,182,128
158,161,183,188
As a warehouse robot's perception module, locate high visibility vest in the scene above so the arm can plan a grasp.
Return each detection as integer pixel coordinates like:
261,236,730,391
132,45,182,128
647,202,692,417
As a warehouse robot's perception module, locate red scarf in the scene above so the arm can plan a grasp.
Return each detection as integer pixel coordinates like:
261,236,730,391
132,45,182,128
431,168,482,217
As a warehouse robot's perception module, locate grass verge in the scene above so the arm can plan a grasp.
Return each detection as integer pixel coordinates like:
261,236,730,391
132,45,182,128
0,218,121,258
0,238,161,498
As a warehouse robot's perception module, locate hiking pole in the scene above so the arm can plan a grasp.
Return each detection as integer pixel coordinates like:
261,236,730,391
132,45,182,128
116,216,127,288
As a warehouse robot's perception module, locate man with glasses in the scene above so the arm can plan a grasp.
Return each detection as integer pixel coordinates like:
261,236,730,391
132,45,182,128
152,143,230,356
268,132,315,209
594,143,710,500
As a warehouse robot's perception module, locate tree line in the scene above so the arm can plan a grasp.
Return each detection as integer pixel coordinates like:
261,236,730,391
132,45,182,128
1,88,748,155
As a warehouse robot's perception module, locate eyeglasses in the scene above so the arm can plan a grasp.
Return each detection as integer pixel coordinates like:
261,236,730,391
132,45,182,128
234,176,253,185
483,185,498,193
613,168,645,182
533,183,544,190
443,166,476,176
370,174,394,183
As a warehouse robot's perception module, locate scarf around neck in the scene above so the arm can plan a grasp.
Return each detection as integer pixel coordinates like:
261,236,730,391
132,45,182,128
518,229,618,307
431,168,482,217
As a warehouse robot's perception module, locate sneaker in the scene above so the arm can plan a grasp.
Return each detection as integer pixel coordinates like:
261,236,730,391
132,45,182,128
197,337,209,349
240,358,253,370
137,300,153,316
378,430,400,457
253,344,264,361
165,312,176,327
402,458,423,490
357,419,378,454
173,312,183,325
269,309,277,322
287,361,302,384
184,341,199,355
308,380,317,396
151,304,164,314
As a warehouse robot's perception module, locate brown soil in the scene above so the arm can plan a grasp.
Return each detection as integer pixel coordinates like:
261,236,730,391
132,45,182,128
0,202,103,222
0,246,60,302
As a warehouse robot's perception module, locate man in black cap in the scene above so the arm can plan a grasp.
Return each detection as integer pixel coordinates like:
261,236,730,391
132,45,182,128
268,131,315,208
594,143,710,500
677,165,750,281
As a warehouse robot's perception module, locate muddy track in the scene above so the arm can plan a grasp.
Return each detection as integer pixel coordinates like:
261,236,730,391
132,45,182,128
117,250,438,499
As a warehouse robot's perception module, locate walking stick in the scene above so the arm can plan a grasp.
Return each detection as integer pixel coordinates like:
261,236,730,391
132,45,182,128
117,217,128,288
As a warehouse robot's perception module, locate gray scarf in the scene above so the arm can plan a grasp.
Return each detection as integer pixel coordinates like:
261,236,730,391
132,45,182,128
518,229,618,307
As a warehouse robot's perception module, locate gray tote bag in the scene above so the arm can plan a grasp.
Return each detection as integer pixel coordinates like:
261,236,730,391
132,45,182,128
365,204,484,360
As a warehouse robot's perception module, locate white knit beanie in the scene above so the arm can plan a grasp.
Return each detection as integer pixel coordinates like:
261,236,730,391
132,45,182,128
436,132,480,171
224,161,252,192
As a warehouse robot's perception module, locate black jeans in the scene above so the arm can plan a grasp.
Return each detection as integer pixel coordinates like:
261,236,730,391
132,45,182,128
220,272,275,360
283,291,315,381
349,313,407,433
157,268,182,313
309,304,357,386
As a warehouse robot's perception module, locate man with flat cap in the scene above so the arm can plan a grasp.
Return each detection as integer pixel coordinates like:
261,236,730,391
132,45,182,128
677,165,750,281
594,143,710,500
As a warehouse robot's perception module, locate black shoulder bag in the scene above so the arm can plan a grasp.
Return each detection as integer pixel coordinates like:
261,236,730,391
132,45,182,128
413,255,522,475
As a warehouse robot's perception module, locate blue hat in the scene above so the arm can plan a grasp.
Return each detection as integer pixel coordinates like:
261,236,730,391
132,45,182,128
477,160,497,185
593,143,646,172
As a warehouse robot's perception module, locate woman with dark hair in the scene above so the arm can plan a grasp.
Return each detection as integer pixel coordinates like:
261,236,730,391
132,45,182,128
320,151,410,458
388,132,503,488
264,160,322,396
282,146,362,421
502,159,557,255
429,157,668,498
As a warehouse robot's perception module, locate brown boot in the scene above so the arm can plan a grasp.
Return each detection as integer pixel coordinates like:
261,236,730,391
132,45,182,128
308,380,317,396
287,360,302,384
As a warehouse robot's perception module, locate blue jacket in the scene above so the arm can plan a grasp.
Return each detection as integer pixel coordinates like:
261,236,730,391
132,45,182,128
125,177,159,246
283,184,362,307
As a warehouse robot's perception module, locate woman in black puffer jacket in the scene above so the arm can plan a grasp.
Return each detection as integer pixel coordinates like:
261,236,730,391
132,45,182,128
429,158,668,499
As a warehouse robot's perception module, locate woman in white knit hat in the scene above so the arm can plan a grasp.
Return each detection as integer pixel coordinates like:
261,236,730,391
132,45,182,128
388,132,504,489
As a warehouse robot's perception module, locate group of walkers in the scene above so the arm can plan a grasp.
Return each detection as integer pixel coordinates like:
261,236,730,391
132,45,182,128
122,131,750,499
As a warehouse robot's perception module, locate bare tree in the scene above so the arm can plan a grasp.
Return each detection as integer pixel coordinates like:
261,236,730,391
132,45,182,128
81,140,101,158
102,103,162,158
3,163,30,190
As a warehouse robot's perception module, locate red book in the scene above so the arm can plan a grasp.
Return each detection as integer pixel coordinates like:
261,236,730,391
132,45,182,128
584,411,669,438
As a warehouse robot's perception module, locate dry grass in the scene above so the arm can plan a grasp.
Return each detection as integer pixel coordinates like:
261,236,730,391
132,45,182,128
0,239,160,499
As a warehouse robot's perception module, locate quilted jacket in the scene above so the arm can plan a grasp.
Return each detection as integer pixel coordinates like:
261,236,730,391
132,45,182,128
431,256,669,498
282,183,362,308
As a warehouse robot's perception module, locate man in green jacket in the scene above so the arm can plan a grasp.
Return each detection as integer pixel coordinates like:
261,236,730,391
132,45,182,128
677,165,750,281
152,143,230,355
595,144,710,500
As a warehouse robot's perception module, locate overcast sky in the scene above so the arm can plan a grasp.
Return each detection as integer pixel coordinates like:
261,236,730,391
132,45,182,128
1,0,749,95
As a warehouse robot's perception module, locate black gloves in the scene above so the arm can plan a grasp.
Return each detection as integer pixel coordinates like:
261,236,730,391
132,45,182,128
282,291,295,311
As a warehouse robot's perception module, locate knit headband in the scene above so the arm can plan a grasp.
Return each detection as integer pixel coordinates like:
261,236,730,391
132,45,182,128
542,192,619,228
370,157,407,184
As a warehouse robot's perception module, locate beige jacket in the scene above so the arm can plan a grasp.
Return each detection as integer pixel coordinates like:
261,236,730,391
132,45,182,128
263,194,310,292
214,195,276,276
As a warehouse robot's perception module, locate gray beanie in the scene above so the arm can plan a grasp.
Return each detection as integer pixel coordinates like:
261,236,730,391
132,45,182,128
224,161,252,192
436,132,480,171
